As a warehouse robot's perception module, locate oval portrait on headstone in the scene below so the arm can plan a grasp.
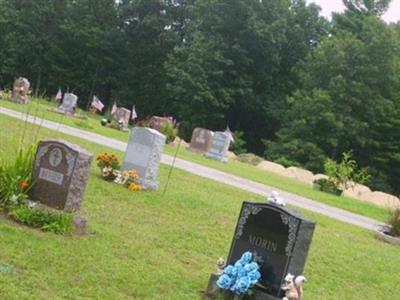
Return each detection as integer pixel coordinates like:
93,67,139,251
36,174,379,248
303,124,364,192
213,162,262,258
49,148,63,167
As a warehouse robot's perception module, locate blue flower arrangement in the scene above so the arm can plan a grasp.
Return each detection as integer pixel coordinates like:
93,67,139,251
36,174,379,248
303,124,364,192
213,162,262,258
216,251,261,295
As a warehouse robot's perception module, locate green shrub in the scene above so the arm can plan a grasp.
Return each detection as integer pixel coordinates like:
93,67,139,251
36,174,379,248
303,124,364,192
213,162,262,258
274,157,301,168
0,144,36,209
159,123,178,144
313,178,342,195
9,204,73,234
236,153,263,166
388,208,400,237
229,131,247,155
324,151,370,191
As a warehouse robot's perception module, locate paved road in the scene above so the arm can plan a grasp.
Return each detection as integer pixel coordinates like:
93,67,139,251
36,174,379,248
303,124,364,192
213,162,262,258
0,106,386,231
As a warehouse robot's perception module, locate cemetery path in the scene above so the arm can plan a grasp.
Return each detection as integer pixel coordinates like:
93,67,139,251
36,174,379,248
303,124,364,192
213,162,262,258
0,106,386,232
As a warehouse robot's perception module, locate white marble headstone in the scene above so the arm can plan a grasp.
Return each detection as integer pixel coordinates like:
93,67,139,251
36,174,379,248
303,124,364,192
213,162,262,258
60,93,78,114
204,131,231,162
122,127,166,190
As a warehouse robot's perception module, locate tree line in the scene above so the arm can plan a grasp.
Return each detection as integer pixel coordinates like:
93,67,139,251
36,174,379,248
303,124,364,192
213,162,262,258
0,0,399,194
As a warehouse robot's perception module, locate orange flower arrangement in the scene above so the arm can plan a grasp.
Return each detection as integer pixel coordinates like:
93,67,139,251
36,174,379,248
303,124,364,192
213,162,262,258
96,152,121,170
127,183,142,192
122,170,139,181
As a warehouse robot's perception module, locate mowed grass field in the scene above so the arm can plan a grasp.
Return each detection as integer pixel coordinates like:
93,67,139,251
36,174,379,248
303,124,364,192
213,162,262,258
0,99,389,222
0,114,399,300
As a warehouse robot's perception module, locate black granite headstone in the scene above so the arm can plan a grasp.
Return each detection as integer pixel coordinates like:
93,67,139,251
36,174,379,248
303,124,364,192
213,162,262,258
226,201,315,299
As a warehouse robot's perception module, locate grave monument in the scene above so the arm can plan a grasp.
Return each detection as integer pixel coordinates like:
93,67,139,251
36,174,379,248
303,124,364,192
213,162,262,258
12,77,30,104
187,128,214,154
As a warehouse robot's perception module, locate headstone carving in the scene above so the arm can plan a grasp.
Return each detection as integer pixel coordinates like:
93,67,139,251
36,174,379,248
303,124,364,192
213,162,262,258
12,77,30,104
122,127,166,190
187,128,214,154
58,93,78,114
204,131,232,162
149,116,174,131
112,107,131,128
207,201,315,300
30,140,93,211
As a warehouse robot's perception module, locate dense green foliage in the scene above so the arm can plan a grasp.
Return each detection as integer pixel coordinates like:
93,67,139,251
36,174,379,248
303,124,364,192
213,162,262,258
0,144,36,208
0,0,399,193
9,204,73,234
388,208,400,237
324,151,370,190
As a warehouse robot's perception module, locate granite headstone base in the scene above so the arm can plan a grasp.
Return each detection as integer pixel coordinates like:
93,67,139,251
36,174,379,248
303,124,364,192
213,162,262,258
206,274,280,300
49,108,87,119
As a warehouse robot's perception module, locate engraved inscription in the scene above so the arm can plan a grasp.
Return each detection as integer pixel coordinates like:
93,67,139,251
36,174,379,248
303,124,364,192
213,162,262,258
249,235,278,253
39,168,64,185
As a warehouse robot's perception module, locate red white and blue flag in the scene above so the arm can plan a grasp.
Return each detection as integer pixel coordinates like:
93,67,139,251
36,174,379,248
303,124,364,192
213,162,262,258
55,88,62,102
131,105,137,120
91,95,104,112
111,102,117,114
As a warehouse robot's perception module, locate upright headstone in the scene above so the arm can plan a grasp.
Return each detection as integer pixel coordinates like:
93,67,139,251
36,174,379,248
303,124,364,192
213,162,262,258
204,131,231,162
12,77,30,104
149,116,174,132
112,107,131,128
188,128,214,154
59,93,78,114
122,127,166,190
218,201,315,299
30,140,93,211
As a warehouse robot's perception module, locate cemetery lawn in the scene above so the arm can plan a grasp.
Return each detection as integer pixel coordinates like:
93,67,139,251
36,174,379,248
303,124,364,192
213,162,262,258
0,99,388,222
0,114,399,300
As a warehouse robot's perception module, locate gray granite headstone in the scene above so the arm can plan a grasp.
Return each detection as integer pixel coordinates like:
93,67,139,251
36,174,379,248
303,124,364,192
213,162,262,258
59,93,78,114
122,127,166,190
12,77,30,104
112,107,131,128
188,128,214,154
30,140,93,211
204,131,231,162
208,201,315,299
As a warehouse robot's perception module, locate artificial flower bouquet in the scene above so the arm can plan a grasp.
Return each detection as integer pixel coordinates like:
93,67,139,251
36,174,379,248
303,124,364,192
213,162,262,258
114,169,142,192
96,152,121,180
216,251,261,299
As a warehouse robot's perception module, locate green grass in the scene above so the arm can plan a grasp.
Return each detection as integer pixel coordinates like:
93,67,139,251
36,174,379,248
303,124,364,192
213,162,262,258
0,98,389,222
0,114,398,299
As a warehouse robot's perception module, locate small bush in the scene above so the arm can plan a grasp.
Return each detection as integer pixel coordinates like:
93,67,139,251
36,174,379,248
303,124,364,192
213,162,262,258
159,123,178,144
313,178,342,195
388,208,400,237
9,204,73,234
236,153,263,166
229,131,247,155
274,157,301,168
324,151,370,191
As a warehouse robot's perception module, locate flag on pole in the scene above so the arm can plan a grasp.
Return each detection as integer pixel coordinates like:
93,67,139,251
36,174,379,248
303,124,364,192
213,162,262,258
131,105,137,120
111,102,117,114
225,126,235,142
55,88,62,102
91,95,104,112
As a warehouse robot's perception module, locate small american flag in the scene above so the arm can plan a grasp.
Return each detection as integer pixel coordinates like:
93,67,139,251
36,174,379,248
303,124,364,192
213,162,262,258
225,126,235,142
111,102,117,114
131,105,137,120
55,88,62,102
91,95,104,112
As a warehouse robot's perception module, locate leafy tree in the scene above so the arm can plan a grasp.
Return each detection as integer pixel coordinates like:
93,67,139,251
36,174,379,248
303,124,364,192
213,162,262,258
266,14,400,193
166,0,327,146
342,0,392,16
